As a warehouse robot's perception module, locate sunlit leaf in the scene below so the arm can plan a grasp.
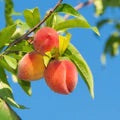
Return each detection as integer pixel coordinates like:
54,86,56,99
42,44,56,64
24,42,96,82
43,52,52,67
46,13,65,28
59,33,71,55
4,55,17,69
0,98,21,120
94,0,104,16
0,58,15,73
54,18,100,36
55,3,100,35
0,24,16,48
24,8,40,28
64,44,94,98
0,66,26,109
12,75,32,96
55,3,86,20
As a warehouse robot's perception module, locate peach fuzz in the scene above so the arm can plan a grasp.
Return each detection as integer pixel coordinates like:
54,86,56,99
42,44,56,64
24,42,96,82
17,51,45,81
44,59,78,94
33,27,59,55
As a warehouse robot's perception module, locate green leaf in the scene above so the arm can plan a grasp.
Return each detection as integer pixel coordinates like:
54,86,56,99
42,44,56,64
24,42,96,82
55,3,100,35
4,0,14,26
18,80,32,96
12,74,32,96
103,0,120,7
10,20,29,40
10,40,33,53
24,8,40,28
43,52,52,67
46,13,65,28
0,58,15,73
55,3,86,20
46,14,55,27
0,24,16,48
54,18,89,29
64,44,94,98
0,57,31,96
59,33,71,55
0,98,21,120
54,18,100,36
4,55,17,69
91,27,100,36
0,66,26,109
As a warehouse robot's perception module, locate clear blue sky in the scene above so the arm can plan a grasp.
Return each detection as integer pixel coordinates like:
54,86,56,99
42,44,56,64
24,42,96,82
0,0,120,120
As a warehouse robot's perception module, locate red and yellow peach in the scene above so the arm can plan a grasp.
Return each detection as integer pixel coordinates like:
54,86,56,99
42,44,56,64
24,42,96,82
18,51,45,81
44,59,78,94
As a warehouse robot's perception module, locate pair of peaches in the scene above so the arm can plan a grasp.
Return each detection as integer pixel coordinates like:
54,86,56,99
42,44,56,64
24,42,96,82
18,27,78,95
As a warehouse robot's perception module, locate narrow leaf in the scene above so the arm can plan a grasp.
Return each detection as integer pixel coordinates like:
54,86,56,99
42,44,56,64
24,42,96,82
64,44,94,98
55,3,100,35
54,18,90,30
91,27,100,36
55,3,87,21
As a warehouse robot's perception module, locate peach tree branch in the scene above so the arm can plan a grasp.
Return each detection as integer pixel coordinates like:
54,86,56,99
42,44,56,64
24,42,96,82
3,0,63,55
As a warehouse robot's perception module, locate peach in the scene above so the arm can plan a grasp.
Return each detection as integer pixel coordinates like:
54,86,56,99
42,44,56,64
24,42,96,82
33,27,59,55
44,59,78,94
17,51,45,81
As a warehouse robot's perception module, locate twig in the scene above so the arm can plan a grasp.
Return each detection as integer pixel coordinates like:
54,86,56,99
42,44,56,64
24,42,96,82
3,0,63,55
64,0,94,20
2,0,94,56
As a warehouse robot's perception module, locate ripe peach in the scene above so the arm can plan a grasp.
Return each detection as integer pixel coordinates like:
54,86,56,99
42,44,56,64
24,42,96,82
44,59,78,94
33,27,59,55
17,51,45,81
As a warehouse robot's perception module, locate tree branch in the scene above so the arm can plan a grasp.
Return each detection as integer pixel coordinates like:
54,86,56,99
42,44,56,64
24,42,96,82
64,0,94,20
2,0,94,56
3,0,63,54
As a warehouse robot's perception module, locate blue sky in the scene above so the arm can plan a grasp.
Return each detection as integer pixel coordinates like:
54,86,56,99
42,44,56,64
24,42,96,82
0,0,120,120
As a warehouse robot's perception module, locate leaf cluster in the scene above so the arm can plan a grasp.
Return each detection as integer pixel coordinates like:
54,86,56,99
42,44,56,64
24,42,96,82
0,1,100,112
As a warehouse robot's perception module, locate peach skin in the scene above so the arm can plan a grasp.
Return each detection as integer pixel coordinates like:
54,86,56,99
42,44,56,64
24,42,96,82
18,51,45,81
44,59,78,94
33,27,59,55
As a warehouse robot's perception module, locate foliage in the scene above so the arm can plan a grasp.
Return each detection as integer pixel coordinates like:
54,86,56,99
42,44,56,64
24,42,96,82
0,2,99,112
1,0,120,119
